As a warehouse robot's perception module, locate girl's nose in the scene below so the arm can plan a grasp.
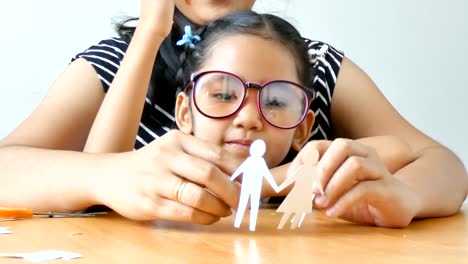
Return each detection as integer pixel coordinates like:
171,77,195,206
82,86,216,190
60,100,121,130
232,89,263,131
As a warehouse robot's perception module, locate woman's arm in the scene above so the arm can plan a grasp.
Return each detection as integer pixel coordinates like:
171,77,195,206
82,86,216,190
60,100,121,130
0,59,106,211
266,56,466,225
0,133,241,223
0,146,103,212
0,57,240,221
331,57,468,217
83,1,176,153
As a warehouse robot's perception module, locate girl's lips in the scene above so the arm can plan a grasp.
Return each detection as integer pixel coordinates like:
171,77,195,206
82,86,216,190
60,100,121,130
225,140,253,156
228,139,253,146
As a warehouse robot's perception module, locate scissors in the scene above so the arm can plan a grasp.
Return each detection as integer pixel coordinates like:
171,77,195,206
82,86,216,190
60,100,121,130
0,207,107,219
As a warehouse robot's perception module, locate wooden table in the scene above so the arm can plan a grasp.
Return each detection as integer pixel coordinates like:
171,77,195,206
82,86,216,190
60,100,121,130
1,202,467,264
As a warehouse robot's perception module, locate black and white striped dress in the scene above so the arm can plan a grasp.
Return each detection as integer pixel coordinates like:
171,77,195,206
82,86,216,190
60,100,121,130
72,37,344,151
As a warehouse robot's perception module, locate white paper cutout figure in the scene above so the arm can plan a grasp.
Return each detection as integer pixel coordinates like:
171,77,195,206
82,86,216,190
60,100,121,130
276,148,320,229
230,139,279,231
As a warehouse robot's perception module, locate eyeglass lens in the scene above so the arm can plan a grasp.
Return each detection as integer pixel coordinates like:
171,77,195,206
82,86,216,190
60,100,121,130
193,72,308,128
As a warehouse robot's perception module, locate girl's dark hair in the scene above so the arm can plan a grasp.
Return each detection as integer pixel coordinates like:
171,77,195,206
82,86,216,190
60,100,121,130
116,10,313,120
177,11,314,95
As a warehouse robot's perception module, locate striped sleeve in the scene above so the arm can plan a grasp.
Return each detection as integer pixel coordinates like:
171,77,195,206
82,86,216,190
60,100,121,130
304,39,344,140
71,38,129,92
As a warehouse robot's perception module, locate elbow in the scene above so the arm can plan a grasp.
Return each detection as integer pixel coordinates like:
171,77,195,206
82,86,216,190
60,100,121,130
0,139,8,149
443,147,468,209
447,150,468,212
0,141,15,151
463,167,468,198
448,148,468,199
462,159,468,196
0,141,27,150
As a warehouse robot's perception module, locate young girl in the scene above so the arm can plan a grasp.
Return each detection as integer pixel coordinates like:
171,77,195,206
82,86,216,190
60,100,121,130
173,12,315,170
1,1,466,227
173,11,317,230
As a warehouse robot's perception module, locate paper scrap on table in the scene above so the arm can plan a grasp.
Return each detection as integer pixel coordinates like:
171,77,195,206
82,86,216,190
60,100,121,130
0,227,12,234
0,251,81,262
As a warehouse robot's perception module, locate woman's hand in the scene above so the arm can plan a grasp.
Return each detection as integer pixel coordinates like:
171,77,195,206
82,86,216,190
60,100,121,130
138,0,176,38
290,138,421,228
93,130,240,224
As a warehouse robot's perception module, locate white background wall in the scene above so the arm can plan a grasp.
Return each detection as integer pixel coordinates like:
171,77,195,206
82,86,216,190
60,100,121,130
1,0,467,166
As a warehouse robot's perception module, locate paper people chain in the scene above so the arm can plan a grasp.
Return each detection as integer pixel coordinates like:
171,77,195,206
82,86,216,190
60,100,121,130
275,148,320,229
230,139,279,231
230,139,320,231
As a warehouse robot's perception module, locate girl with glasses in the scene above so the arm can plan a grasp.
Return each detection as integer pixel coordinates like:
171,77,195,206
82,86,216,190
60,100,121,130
0,1,466,227
174,11,316,175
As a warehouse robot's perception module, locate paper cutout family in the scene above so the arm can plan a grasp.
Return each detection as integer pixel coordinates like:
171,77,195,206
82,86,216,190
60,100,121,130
230,139,319,231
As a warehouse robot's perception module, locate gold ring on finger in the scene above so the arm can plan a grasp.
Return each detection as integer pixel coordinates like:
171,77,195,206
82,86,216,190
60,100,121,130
175,180,189,203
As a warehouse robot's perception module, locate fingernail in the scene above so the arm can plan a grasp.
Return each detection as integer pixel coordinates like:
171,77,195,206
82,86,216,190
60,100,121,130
315,195,327,207
312,181,325,196
326,207,336,217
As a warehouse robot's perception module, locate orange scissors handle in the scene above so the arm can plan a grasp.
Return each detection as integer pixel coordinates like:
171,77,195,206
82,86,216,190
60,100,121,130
0,207,34,219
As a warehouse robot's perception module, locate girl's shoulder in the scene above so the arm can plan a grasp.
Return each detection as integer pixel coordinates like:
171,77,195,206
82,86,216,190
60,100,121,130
71,37,129,91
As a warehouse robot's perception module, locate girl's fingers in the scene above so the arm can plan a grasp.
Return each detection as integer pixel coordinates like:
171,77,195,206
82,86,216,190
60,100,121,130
324,181,378,223
316,139,369,192
175,181,232,217
178,132,239,174
318,155,388,207
108,191,220,225
325,178,414,228
139,166,182,204
168,149,240,210
136,153,234,218
147,196,221,225
150,131,240,210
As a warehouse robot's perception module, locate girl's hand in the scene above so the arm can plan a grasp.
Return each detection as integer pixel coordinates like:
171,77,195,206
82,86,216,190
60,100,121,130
290,139,421,228
138,0,176,38
94,130,240,225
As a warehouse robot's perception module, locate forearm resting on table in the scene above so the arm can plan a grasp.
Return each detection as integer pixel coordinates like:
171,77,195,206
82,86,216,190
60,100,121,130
395,146,468,218
0,145,108,212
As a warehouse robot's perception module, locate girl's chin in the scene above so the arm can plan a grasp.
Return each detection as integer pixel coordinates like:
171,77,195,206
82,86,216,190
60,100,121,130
223,144,250,168
222,142,279,169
